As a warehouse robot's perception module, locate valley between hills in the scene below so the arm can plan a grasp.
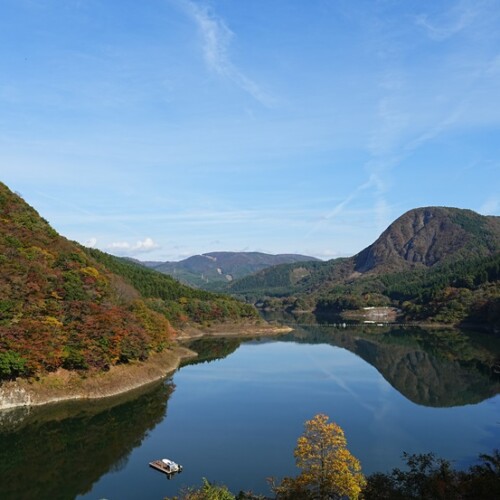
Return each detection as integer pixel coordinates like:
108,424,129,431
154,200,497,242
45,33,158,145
1,180,499,409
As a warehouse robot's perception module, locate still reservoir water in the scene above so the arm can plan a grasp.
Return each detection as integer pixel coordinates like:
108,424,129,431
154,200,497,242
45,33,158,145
0,325,499,499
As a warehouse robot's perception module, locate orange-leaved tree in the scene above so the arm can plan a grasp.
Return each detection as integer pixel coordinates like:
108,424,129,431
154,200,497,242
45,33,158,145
273,413,365,500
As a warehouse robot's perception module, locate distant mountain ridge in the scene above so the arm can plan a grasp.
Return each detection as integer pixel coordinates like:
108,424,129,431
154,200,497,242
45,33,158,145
139,251,319,289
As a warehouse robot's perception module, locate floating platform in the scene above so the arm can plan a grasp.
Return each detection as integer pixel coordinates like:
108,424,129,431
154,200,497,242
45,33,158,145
149,459,183,477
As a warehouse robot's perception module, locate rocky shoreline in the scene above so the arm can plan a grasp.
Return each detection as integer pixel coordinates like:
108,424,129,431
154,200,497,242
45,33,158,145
0,322,292,410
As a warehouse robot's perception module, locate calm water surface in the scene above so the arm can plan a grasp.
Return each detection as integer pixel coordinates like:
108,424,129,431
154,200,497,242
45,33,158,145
0,326,499,499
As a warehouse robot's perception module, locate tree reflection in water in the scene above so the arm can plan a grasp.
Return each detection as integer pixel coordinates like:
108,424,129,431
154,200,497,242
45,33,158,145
0,324,498,499
0,378,175,500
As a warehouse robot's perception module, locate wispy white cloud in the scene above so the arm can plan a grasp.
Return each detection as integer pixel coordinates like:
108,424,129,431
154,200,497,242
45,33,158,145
45,207,340,226
404,108,464,153
486,54,500,75
106,237,160,256
415,1,479,41
85,237,97,248
359,31,487,236
368,95,409,157
479,196,499,215
177,0,274,106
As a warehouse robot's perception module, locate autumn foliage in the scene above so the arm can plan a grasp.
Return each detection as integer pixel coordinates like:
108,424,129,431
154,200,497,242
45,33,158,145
273,414,365,499
0,182,255,379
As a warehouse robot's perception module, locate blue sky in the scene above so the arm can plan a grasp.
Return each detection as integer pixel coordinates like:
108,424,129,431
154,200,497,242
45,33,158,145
1,0,499,261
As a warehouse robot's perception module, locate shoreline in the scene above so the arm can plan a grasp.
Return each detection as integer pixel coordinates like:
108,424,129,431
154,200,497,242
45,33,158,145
0,322,291,411
176,321,293,340
0,346,196,411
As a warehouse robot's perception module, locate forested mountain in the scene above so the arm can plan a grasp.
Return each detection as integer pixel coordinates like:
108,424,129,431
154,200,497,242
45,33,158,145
353,207,500,273
138,251,319,290
0,182,256,380
228,207,500,328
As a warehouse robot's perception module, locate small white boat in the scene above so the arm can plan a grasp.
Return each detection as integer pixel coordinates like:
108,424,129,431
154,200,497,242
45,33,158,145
149,458,183,476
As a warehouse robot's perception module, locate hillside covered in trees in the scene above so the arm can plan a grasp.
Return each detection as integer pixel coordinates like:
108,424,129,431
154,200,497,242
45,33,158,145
0,182,256,380
228,208,500,328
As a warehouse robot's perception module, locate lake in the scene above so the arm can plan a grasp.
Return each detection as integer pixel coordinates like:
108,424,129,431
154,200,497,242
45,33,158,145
0,325,499,499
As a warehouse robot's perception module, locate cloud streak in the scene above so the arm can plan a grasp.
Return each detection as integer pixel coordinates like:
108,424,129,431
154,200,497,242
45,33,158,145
307,176,377,237
178,0,274,106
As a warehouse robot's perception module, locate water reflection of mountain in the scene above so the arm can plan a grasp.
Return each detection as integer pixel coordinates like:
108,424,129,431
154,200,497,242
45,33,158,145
0,379,174,500
280,324,500,407
185,319,500,407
